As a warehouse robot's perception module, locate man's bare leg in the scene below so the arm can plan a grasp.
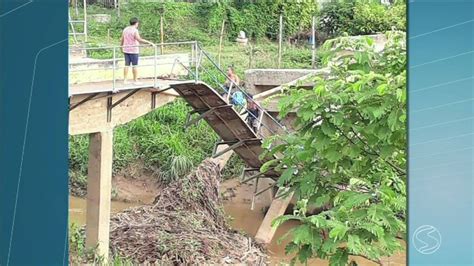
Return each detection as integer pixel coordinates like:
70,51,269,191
123,66,129,84
132,66,138,81
132,66,141,84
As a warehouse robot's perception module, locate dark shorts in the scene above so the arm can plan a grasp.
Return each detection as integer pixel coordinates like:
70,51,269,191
124,53,139,66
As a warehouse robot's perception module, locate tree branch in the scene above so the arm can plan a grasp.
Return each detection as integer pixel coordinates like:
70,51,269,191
350,127,406,176
332,123,378,157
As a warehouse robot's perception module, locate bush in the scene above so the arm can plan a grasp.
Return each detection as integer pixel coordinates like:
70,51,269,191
83,1,404,48
282,47,313,68
224,2,317,41
264,31,406,265
69,135,89,175
352,2,406,35
352,3,391,34
85,2,211,44
221,154,246,179
317,1,356,38
127,99,219,175
317,1,406,39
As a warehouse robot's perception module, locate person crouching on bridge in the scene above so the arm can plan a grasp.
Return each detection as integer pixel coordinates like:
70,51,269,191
222,66,240,97
121,17,154,85
246,95,260,133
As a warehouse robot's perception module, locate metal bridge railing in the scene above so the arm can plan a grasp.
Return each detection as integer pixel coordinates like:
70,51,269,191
69,41,198,93
191,42,290,138
69,40,289,138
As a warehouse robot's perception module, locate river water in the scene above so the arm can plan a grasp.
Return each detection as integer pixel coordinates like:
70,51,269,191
69,178,405,265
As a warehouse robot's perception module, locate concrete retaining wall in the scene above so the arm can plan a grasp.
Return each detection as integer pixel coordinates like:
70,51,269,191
244,69,322,95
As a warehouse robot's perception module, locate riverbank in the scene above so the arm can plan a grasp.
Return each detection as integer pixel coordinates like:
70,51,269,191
69,174,406,265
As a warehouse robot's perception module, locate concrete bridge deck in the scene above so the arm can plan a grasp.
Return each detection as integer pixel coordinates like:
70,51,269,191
69,78,183,96
68,78,191,135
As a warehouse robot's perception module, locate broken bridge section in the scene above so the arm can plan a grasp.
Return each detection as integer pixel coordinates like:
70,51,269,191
171,81,280,178
172,80,297,246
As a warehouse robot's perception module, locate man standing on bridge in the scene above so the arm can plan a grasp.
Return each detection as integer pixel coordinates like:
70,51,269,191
121,17,154,85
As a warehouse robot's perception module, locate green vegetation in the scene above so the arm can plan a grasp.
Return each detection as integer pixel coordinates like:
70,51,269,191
69,223,134,265
73,1,404,48
70,0,405,71
79,1,317,44
69,2,326,189
71,1,319,68
69,2,406,264
317,0,405,40
69,100,225,191
262,31,406,265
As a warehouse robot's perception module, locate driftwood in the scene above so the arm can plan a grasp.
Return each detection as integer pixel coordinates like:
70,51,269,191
109,159,267,264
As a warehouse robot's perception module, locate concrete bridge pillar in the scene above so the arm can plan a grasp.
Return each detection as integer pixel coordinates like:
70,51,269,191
85,130,113,260
255,189,293,244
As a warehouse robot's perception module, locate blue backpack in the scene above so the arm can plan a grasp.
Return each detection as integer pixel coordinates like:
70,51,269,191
231,91,246,106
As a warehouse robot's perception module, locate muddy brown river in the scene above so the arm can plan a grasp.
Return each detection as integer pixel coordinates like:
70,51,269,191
69,178,405,265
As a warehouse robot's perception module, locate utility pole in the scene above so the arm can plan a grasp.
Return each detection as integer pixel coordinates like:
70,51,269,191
158,6,165,54
278,14,283,68
160,15,164,54
311,16,316,69
218,19,225,67
116,0,120,17
83,0,87,42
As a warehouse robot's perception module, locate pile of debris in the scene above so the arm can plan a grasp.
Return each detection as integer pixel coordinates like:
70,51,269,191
109,159,267,264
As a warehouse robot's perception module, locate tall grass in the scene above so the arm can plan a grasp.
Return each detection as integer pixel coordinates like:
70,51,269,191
69,99,226,190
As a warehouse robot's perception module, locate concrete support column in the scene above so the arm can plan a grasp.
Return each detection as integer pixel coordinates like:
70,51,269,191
255,189,294,244
210,144,234,171
85,130,113,260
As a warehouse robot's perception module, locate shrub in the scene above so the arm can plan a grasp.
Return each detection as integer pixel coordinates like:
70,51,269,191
263,31,406,265
352,2,406,35
317,1,406,39
221,154,246,179
317,1,356,38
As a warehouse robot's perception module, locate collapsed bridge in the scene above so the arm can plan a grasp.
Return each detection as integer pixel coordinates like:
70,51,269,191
69,40,327,260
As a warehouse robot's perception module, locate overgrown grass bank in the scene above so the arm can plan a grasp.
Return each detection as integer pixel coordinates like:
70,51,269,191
69,100,247,194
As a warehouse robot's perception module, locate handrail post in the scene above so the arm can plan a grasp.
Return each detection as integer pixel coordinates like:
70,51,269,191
197,47,289,133
195,42,199,83
227,83,233,103
171,58,177,77
153,44,157,88
83,0,87,42
112,47,116,92
191,42,195,69
256,111,264,133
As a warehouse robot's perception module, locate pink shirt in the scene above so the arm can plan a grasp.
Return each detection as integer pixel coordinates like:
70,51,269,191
122,26,139,54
